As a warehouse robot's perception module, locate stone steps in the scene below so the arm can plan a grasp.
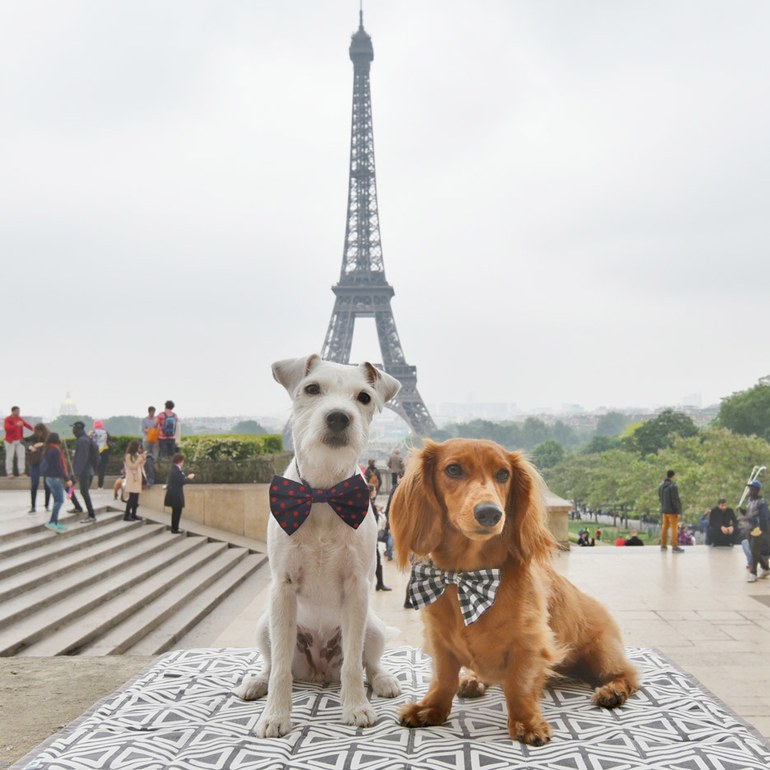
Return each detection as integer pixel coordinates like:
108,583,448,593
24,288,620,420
0,506,267,657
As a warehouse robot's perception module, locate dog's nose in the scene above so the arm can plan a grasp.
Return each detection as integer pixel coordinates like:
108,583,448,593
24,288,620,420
473,503,503,528
325,410,350,433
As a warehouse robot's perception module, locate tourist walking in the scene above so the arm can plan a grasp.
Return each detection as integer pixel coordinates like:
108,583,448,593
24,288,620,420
27,423,50,513
70,421,97,523
4,406,33,476
387,448,404,487
39,433,73,533
745,480,770,583
659,470,684,553
123,440,146,522
164,452,194,534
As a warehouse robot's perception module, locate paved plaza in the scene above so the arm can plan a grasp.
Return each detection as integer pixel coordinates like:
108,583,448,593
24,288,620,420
1,488,769,765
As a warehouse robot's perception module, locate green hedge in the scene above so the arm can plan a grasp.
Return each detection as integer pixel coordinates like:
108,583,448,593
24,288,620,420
179,434,283,461
5,434,287,483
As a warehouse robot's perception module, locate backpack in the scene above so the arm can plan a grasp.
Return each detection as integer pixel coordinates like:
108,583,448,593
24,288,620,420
88,438,100,471
162,414,177,438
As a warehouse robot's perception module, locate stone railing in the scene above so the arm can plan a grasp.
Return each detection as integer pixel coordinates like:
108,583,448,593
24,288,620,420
141,483,571,548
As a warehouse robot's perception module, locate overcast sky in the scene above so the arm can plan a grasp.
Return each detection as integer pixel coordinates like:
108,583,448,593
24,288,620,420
3,1,769,423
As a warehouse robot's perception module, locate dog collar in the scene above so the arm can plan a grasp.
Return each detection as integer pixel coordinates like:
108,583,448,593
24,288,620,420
269,472,370,535
408,560,501,625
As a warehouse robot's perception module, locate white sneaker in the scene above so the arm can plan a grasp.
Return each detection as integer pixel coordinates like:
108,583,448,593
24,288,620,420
758,566,770,579
747,573,757,583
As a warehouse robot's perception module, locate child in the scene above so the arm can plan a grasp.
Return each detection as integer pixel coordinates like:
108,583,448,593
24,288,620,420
164,452,195,534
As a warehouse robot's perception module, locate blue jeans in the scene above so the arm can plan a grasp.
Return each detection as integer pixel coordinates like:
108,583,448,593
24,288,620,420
45,477,65,524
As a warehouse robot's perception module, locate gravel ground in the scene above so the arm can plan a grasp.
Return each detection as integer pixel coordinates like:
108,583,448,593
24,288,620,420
0,656,154,768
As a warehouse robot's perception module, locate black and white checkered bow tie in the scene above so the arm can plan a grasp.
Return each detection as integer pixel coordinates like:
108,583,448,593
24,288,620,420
408,561,501,625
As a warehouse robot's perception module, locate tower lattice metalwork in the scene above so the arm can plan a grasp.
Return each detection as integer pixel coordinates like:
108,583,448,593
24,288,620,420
320,12,435,436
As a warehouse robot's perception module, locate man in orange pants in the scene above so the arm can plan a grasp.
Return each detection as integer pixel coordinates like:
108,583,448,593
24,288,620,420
659,470,684,553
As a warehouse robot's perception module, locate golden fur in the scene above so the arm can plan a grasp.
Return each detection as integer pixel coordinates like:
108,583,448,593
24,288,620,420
390,438,639,746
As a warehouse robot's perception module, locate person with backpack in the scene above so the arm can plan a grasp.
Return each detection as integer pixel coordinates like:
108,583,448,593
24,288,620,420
156,400,179,458
91,419,113,489
69,421,98,523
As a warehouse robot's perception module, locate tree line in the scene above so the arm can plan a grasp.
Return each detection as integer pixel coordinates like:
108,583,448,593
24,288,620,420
431,380,770,525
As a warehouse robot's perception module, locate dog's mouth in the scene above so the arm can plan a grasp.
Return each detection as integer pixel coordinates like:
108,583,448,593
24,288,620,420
322,434,350,448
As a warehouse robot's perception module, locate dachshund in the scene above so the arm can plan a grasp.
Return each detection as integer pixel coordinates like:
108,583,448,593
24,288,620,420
390,438,639,746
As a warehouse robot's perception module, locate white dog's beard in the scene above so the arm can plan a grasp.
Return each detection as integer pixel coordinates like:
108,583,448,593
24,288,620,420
292,411,367,485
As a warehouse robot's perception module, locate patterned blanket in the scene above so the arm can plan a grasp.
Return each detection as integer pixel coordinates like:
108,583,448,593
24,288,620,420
17,646,770,770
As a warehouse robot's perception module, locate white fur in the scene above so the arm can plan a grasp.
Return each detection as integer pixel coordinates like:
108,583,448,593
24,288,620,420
234,355,402,738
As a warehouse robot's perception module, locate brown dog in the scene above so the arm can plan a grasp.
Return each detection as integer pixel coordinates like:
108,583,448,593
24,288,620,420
390,438,639,745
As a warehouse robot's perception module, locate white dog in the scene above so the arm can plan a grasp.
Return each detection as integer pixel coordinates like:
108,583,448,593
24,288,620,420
235,354,402,738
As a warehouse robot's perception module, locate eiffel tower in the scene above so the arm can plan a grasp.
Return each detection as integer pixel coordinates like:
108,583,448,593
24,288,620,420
320,11,436,436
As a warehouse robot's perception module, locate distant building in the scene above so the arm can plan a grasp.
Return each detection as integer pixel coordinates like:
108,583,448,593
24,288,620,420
59,392,78,416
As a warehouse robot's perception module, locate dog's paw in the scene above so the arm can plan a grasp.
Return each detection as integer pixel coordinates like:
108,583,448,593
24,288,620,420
255,711,292,739
342,702,378,728
234,674,268,701
371,672,400,699
508,716,552,746
592,680,632,709
457,673,487,699
399,701,450,728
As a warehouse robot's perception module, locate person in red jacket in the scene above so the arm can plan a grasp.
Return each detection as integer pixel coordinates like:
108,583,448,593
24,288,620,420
4,406,33,477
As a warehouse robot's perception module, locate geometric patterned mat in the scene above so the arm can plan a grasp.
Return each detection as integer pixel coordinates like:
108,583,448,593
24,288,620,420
16,646,770,770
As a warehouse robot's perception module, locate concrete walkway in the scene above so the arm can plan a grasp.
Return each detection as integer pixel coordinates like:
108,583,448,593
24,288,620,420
1,488,769,766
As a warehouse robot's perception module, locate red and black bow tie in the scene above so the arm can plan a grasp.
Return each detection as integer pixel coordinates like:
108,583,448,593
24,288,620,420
269,473,370,535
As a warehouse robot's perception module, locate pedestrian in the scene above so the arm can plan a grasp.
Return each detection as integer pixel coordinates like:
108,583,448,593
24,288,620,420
70,421,98,523
4,406,33,477
39,433,73,533
744,480,770,583
708,498,738,547
90,420,113,489
157,400,179,458
27,423,51,513
387,448,404,487
144,450,155,488
364,458,381,495
658,469,684,553
164,452,194,534
123,440,146,522
141,406,159,460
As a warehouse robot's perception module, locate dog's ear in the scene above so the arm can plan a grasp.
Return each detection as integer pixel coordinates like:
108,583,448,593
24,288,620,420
360,362,400,407
389,440,445,569
272,355,321,395
503,451,556,563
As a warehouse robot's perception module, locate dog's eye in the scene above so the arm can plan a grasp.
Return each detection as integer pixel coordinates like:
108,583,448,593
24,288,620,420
357,391,371,405
304,383,321,396
495,469,511,483
445,463,464,479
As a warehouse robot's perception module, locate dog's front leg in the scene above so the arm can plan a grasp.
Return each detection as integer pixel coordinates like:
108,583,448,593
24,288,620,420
339,573,377,727
400,642,460,728
255,581,298,738
501,658,552,746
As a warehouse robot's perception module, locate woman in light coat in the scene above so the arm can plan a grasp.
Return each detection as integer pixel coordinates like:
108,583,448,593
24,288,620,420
123,440,146,522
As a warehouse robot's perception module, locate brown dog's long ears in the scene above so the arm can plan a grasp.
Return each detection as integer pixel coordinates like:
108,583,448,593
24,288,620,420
504,452,556,563
389,442,445,569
